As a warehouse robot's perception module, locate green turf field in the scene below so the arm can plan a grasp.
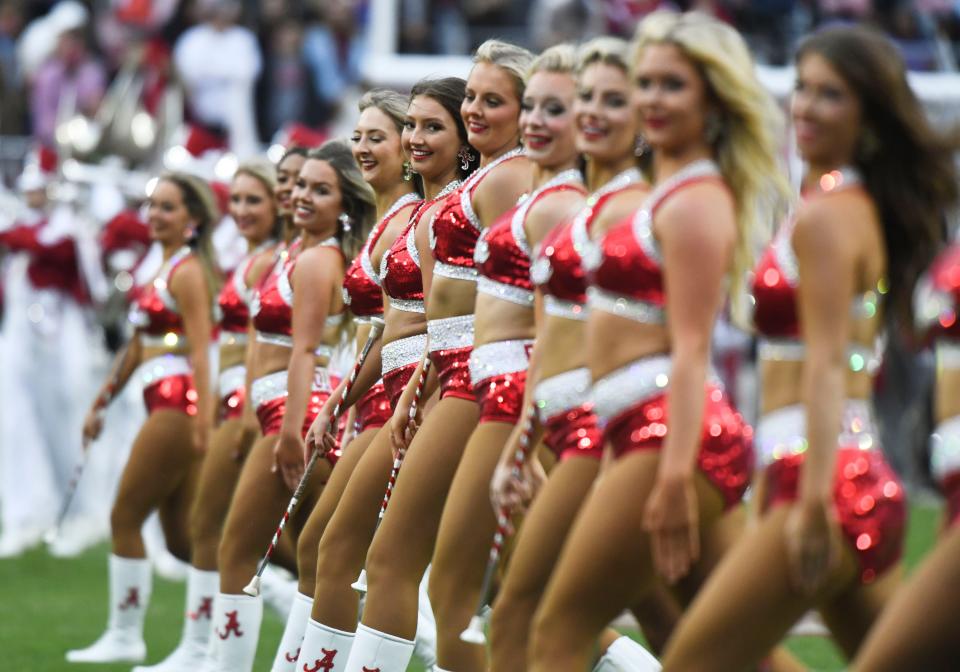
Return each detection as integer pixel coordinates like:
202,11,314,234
0,504,941,671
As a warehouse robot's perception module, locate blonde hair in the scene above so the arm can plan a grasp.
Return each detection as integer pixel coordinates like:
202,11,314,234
473,39,534,98
161,172,223,297
577,36,630,74
527,43,577,79
632,11,791,310
358,89,409,134
234,160,280,239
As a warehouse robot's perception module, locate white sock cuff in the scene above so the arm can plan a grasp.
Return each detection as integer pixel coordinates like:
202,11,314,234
294,591,314,608
309,619,355,639
355,623,415,646
604,636,662,671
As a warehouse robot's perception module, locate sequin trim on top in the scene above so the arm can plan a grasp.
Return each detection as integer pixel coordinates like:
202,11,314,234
533,367,592,419
477,276,533,306
586,286,665,323
389,298,426,313
468,339,534,384
137,354,192,387
381,333,428,375
459,146,525,232
365,192,422,288
755,399,877,469
758,337,883,375
250,367,334,408
218,364,246,399
434,260,480,282
544,296,588,321
255,331,334,359
427,314,475,352
575,168,643,273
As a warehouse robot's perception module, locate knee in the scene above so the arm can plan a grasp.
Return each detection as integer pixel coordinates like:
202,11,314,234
427,562,471,621
110,500,145,537
489,591,530,649
217,524,250,574
296,535,319,584
315,524,361,581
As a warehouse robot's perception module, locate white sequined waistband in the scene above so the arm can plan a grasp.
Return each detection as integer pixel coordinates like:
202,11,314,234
137,354,191,387
469,339,533,384
428,314,475,352
251,367,333,408
755,399,876,468
931,414,960,482
534,367,592,420
591,355,672,423
382,332,427,375
219,365,246,398
586,287,665,324
255,331,334,359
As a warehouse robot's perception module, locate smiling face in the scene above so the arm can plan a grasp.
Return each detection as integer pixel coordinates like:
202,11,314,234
352,106,405,192
275,152,306,219
461,62,522,157
633,43,711,156
521,70,578,170
230,173,276,245
574,62,636,164
291,159,343,235
402,94,461,184
791,52,861,169
147,179,193,245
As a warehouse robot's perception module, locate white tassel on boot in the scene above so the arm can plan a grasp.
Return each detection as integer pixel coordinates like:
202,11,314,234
211,593,263,672
412,565,437,669
66,554,152,663
132,567,218,671
343,623,416,672
296,619,355,672
592,636,662,672
271,592,314,671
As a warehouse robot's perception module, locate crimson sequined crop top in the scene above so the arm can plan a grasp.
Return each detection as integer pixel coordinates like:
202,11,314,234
587,160,721,324
530,168,645,322
382,181,461,314
429,147,525,283
915,242,960,341
475,169,584,307
752,167,882,370
217,241,275,343
129,246,193,345
252,236,346,357
343,193,421,323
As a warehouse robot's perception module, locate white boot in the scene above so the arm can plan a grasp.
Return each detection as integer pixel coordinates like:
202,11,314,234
132,567,218,671
593,636,662,672
412,565,437,669
211,593,263,672
297,619,355,672
343,623,415,672
271,592,313,671
66,554,151,663
195,593,223,672
260,564,297,619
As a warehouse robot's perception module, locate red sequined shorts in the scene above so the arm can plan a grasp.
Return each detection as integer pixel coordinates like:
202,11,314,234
756,401,906,583
138,355,198,416
533,368,603,461
931,415,960,527
381,332,427,410
218,364,246,422
251,367,340,464
469,339,534,424
592,355,753,510
428,314,474,401
356,381,392,433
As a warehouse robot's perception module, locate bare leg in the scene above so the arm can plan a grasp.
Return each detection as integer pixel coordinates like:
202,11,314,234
660,505,860,672
528,451,724,672
158,452,202,561
360,396,479,639
490,456,600,672
296,428,376,595
429,421,514,671
189,417,246,570
310,426,394,629
852,525,960,671
110,410,199,559
218,434,329,593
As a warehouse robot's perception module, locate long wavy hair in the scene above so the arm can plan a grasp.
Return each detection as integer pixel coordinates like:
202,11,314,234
409,77,478,179
306,139,377,262
358,89,424,198
161,171,223,297
632,11,792,311
797,25,960,321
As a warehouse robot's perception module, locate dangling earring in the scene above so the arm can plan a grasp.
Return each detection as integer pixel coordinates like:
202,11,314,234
184,227,197,243
338,212,352,232
704,112,723,144
634,134,649,157
458,146,474,172
402,161,414,182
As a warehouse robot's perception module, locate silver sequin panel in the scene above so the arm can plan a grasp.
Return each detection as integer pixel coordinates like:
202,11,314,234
251,367,334,408
434,260,479,282
255,331,334,359
477,276,534,306
137,354,191,387
389,298,426,313
381,332,428,375
468,339,533,384
591,354,672,423
218,365,246,398
586,287,665,324
428,314,475,352
544,296,588,321
534,367,592,420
